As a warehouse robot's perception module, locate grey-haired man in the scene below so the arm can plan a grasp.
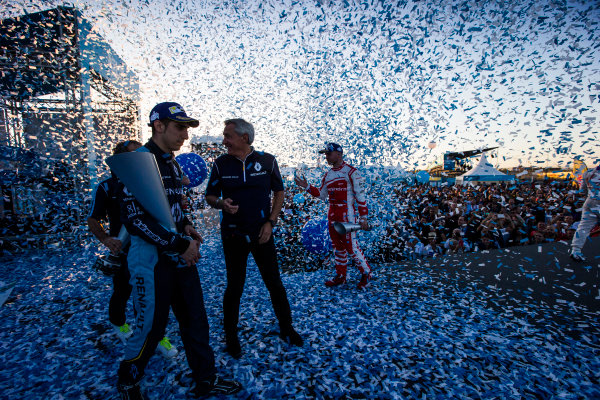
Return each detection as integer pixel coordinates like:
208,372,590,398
205,118,303,359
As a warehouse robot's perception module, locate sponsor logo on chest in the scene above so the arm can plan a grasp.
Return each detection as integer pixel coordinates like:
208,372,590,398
249,162,267,177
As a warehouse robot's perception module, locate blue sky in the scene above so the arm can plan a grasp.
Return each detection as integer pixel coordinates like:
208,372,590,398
1,0,599,169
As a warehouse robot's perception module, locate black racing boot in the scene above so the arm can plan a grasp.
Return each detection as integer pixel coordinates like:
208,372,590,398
280,326,304,347
224,333,242,359
193,375,243,396
117,381,145,400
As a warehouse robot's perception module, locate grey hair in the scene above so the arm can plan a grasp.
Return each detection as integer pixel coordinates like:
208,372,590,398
224,118,254,145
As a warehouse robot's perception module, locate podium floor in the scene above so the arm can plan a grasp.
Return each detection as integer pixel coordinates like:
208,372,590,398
420,237,600,312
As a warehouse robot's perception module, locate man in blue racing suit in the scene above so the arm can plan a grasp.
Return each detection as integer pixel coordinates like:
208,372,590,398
116,102,241,399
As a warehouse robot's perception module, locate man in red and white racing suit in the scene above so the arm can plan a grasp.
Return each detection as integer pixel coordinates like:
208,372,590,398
295,143,371,289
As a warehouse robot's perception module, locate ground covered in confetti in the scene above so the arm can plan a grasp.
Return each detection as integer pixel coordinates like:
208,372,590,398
0,235,599,399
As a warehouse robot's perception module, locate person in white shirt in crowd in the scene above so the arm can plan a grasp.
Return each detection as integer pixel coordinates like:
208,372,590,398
423,232,444,258
571,165,600,262
404,235,425,260
444,228,471,254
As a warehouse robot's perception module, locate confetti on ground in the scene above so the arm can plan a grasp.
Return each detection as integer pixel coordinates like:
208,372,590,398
0,234,598,399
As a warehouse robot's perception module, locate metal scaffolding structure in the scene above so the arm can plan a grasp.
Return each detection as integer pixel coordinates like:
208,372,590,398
0,7,140,244
0,6,140,187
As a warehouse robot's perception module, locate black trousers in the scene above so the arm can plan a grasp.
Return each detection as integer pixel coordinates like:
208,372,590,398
222,233,293,337
109,254,132,327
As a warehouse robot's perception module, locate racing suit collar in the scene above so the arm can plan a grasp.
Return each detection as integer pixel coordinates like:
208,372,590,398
146,139,174,161
331,161,346,171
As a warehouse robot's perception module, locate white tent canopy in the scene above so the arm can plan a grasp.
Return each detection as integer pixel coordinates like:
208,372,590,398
456,153,515,185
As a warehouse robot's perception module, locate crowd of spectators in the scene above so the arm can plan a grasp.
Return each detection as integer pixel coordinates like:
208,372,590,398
377,180,594,261
3,164,597,268
256,175,600,270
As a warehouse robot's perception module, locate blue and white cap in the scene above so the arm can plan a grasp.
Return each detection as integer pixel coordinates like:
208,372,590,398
318,142,343,154
148,102,199,127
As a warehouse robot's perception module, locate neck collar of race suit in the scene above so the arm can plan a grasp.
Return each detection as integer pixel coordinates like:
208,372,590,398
332,161,345,170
